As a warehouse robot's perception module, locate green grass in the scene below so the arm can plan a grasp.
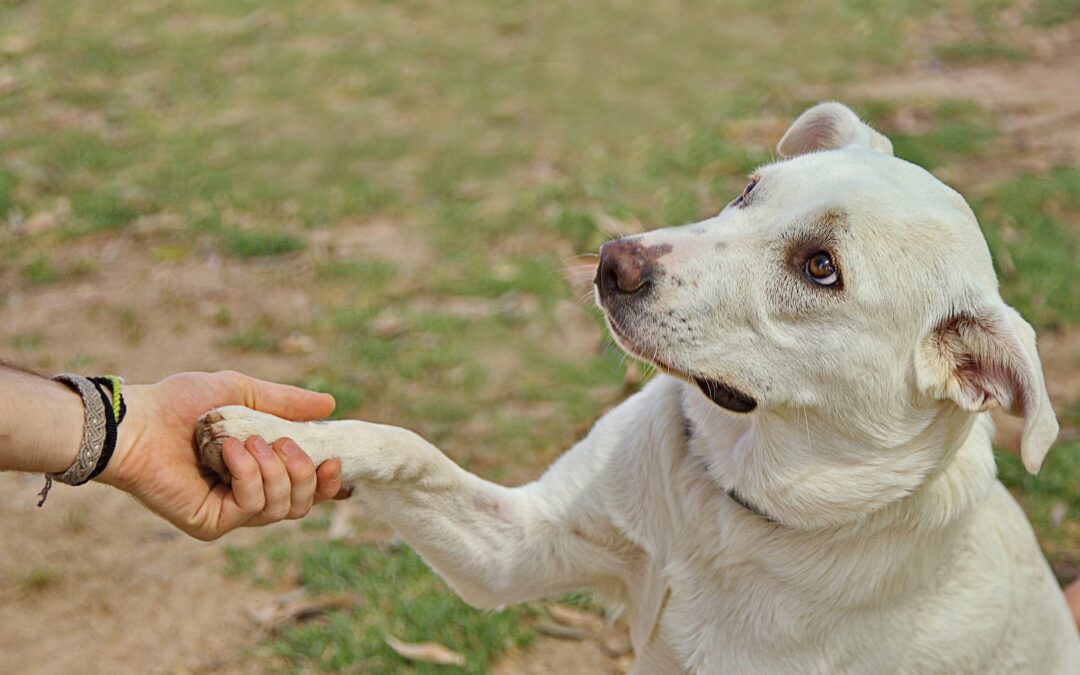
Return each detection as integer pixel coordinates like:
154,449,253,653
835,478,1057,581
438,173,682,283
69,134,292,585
0,168,18,216
237,535,533,674
222,317,282,353
933,41,1029,64
999,441,1080,547
69,189,147,233
1029,0,1080,26
299,373,369,420
315,259,398,287
22,254,59,285
218,228,307,258
9,333,47,350
20,254,97,286
863,99,998,171
975,168,1080,330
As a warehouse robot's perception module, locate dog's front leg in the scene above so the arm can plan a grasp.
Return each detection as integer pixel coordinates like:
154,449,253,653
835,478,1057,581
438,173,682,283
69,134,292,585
197,406,636,609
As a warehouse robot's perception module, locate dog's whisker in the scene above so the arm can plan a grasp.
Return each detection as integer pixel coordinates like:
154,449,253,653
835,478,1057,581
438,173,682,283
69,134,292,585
802,407,813,456
564,271,598,284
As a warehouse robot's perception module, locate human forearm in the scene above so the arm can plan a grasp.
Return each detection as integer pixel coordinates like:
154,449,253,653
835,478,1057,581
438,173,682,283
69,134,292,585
0,363,84,474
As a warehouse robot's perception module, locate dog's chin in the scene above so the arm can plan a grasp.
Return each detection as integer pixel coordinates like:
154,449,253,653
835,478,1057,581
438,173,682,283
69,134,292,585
602,312,758,414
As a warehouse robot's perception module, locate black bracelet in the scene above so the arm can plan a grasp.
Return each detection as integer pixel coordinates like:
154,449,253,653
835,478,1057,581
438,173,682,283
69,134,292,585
85,377,125,482
84,383,117,482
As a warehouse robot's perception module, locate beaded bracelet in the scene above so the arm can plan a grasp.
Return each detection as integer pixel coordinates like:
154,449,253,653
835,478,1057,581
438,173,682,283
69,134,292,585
37,373,126,507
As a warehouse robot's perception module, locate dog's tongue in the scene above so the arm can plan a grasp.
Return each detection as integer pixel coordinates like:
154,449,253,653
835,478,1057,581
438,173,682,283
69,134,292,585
694,377,757,413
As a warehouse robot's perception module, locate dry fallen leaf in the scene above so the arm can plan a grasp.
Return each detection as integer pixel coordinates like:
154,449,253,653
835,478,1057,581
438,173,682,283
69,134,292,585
600,630,633,657
547,603,603,631
250,591,364,633
279,332,316,354
370,312,409,337
535,620,588,640
385,635,467,666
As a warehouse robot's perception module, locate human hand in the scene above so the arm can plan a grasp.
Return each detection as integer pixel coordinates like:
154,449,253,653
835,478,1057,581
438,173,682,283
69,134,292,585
97,371,344,540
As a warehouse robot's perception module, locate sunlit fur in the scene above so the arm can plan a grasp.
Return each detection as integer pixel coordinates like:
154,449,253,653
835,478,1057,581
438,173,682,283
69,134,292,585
199,102,1077,673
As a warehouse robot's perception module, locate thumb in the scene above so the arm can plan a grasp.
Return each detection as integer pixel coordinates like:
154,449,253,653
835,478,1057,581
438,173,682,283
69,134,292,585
220,371,336,421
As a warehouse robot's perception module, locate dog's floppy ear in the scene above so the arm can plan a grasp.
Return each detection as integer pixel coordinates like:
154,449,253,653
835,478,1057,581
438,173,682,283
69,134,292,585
777,102,894,158
916,301,1058,473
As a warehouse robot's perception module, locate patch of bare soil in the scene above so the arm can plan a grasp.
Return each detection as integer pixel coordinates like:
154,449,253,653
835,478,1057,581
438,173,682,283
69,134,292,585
0,233,323,379
846,18,1080,186
0,475,280,675
495,636,630,675
310,217,434,272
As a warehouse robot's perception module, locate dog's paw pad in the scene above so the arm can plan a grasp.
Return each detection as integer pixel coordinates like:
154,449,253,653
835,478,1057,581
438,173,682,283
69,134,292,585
196,410,233,483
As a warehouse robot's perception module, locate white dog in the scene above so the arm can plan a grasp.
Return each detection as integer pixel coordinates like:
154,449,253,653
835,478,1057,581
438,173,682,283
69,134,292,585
198,102,1080,673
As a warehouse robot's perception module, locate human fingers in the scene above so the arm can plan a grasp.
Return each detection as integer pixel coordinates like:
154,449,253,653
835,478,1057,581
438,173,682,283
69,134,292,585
196,437,267,539
221,436,265,515
217,370,336,421
244,435,292,522
272,438,318,519
1065,576,1080,630
313,459,348,503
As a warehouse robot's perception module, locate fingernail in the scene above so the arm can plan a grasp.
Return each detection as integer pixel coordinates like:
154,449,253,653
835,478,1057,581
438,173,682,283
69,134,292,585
250,437,272,456
281,440,300,459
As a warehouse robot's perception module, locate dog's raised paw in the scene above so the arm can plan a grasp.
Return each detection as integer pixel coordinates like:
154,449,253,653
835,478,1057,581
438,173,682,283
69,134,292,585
196,409,233,483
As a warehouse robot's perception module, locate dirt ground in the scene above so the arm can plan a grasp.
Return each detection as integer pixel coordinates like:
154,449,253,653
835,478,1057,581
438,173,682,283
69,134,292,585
2,23,1080,675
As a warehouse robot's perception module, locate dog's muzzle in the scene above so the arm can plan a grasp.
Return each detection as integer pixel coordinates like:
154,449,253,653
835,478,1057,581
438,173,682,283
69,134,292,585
595,237,757,414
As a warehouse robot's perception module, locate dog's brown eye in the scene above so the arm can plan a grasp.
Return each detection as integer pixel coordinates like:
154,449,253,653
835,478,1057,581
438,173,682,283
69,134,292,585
735,177,758,206
805,251,839,286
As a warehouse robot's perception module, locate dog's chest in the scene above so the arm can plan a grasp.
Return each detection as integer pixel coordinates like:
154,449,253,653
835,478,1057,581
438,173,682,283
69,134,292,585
621,456,932,672
649,548,900,673
627,486,1017,674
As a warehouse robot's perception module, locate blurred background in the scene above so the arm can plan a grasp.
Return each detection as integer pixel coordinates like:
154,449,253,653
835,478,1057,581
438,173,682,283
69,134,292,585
0,1,1077,672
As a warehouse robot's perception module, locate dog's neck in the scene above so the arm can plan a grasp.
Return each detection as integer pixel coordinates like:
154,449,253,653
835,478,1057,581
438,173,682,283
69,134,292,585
678,380,997,531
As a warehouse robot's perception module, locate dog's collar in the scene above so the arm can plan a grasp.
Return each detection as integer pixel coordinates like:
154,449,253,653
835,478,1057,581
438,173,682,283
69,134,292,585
681,401,780,526
723,487,778,524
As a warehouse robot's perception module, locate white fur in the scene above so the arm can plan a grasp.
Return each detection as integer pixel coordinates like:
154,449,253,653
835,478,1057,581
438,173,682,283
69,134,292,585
199,103,1078,673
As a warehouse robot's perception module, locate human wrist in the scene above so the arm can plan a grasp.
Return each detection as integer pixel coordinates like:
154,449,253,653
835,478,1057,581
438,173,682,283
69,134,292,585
95,383,149,490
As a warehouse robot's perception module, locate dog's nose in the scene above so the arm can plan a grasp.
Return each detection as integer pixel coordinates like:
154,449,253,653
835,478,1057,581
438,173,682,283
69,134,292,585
597,239,652,297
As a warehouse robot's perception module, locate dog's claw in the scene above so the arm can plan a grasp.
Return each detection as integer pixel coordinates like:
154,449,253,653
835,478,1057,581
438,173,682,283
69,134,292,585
196,410,233,483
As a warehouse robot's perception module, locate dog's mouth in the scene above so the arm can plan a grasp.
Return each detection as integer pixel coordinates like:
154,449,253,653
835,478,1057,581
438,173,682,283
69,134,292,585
691,377,757,413
603,313,758,413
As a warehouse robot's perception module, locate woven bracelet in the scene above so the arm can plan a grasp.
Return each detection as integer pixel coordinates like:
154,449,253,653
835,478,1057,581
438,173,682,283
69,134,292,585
38,373,125,507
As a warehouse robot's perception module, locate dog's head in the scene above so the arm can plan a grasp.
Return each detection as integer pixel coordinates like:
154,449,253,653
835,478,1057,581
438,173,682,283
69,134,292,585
595,102,1057,476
